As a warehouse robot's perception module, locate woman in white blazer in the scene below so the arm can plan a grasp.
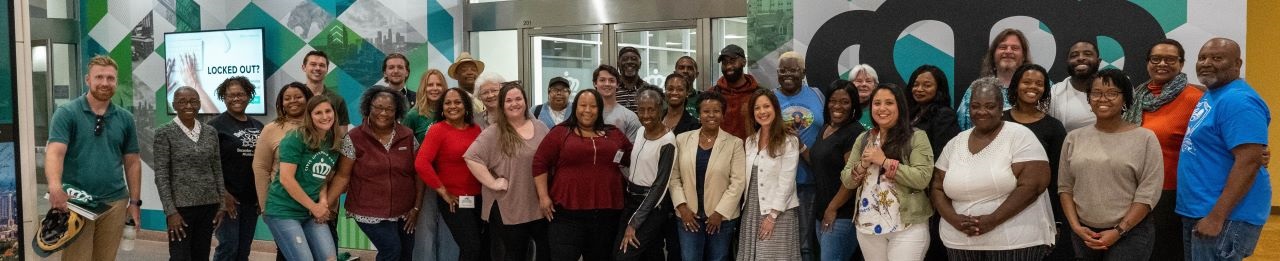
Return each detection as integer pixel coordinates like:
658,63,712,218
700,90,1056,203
669,92,747,261
737,89,801,260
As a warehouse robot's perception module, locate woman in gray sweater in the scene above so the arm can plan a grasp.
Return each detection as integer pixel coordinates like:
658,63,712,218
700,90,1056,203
154,86,227,259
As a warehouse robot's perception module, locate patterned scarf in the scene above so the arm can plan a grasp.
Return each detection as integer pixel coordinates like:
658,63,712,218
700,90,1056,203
1123,73,1189,125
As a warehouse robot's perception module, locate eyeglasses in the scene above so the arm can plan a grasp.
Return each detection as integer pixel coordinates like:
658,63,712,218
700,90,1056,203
1148,56,1181,65
1088,91,1123,101
94,115,106,136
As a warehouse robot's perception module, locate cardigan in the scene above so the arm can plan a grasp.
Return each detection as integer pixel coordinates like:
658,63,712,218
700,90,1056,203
840,129,936,225
154,121,226,215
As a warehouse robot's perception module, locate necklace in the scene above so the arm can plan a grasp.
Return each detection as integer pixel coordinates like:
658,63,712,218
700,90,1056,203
699,132,715,143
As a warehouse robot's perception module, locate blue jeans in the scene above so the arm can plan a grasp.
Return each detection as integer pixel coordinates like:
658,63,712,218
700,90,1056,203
411,191,460,261
357,219,414,261
677,218,738,261
816,218,860,261
263,216,336,261
213,203,259,261
1182,217,1262,261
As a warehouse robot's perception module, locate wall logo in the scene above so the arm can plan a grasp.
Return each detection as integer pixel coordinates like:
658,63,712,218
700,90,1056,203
805,0,1164,103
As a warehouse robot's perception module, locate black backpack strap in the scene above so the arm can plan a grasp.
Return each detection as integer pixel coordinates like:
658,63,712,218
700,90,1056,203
534,104,544,117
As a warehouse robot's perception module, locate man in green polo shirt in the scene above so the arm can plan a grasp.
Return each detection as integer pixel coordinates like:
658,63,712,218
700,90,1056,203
44,55,142,260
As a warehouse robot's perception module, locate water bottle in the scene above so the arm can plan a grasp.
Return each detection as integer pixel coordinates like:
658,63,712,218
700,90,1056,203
121,219,136,251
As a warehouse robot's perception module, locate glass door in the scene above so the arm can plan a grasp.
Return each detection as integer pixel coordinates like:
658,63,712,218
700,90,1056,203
31,39,78,219
614,21,698,90
524,25,604,106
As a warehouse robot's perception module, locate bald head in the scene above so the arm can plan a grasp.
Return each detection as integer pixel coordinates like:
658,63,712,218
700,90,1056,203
1196,37,1243,89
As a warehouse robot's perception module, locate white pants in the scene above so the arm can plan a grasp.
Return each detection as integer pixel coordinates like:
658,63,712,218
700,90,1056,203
856,223,930,261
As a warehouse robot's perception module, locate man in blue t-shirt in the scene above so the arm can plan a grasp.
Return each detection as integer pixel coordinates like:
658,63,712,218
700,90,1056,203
1176,38,1271,261
774,51,824,260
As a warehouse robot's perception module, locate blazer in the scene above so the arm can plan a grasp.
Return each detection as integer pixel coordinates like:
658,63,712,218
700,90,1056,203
669,128,748,220
745,133,801,216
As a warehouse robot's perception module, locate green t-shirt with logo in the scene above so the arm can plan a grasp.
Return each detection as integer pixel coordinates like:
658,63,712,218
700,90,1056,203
264,131,337,219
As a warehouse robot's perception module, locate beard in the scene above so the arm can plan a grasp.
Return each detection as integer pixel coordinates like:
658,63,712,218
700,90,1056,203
1069,63,1099,78
723,66,744,83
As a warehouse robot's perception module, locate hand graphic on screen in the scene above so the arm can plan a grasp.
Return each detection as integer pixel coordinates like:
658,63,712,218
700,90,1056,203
180,53,220,113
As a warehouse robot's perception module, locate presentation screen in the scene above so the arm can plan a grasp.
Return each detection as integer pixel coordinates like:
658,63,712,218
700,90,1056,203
164,28,266,114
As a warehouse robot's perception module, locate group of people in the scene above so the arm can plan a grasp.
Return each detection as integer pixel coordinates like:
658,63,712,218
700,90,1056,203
44,27,1269,261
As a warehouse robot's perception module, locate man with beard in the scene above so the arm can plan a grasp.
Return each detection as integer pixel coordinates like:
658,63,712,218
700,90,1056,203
710,44,763,139
675,56,702,118
302,50,350,132
957,28,1030,130
44,55,143,260
382,53,416,107
617,47,659,112
1177,38,1270,261
1049,40,1101,131
595,64,642,140
773,51,824,261
534,77,572,128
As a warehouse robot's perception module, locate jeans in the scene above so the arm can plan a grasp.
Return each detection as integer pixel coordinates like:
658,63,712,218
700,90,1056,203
214,203,260,261
796,184,817,261
1182,217,1262,261
60,200,127,261
263,216,336,261
856,222,930,261
1073,216,1154,261
816,218,861,261
439,196,486,261
413,191,460,261
676,217,738,261
548,208,620,261
168,204,219,261
488,204,550,261
357,219,415,261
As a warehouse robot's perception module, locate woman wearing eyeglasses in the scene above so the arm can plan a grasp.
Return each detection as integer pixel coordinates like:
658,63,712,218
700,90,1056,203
1059,69,1164,260
326,87,423,261
1121,39,1203,261
155,86,226,260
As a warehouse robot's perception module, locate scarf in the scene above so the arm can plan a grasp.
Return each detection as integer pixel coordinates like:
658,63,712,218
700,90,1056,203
1123,73,1189,125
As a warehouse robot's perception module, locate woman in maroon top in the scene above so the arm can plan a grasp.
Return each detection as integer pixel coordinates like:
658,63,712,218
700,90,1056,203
415,87,484,261
327,87,423,261
532,88,633,261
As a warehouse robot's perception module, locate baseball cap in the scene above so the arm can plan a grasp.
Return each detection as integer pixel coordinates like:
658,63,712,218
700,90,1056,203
548,77,571,89
717,44,745,62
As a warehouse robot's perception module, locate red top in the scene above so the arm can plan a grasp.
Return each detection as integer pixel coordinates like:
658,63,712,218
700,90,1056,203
712,74,761,139
532,126,632,210
416,122,483,196
1141,83,1204,190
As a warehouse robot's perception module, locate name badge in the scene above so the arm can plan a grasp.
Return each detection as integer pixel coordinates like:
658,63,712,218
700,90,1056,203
613,150,625,164
459,196,476,209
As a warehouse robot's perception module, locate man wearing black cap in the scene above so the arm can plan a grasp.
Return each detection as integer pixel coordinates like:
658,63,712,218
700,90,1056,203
709,44,762,139
617,46,659,112
534,77,573,128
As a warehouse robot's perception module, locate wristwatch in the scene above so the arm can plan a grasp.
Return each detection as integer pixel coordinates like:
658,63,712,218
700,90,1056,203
1113,225,1127,236
129,199,143,206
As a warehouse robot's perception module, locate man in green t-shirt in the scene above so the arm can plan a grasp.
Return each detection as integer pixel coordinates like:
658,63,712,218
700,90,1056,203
44,55,142,260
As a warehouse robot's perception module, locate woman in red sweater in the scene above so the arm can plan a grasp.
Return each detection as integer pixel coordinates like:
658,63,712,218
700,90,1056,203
533,89,633,261
415,87,484,261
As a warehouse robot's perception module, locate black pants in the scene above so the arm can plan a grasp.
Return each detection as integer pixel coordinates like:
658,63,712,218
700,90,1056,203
549,208,620,261
489,204,550,261
440,196,486,261
614,193,671,261
663,201,682,261
213,203,259,261
169,204,219,261
1150,189,1183,261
